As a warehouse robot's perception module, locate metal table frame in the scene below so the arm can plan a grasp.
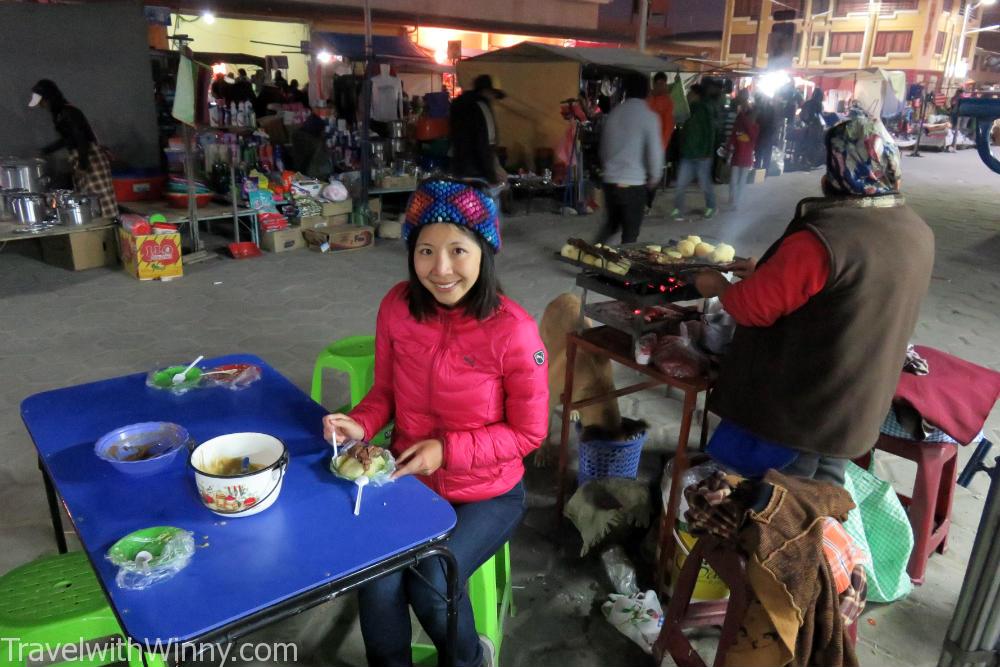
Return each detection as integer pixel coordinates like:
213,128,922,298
555,326,711,592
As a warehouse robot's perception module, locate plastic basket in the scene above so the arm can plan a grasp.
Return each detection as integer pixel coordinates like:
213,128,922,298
578,430,648,486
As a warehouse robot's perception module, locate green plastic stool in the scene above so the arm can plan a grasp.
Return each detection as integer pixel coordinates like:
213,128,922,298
412,542,514,666
311,335,376,410
0,552,165,667
311,335,393,446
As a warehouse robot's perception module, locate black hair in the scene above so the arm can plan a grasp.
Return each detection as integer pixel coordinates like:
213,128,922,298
653,71,668,83
291,79,300,88
32,79,66,111
689,83,705,96
406,224,502,321
238,68,247,76
623,73,649,100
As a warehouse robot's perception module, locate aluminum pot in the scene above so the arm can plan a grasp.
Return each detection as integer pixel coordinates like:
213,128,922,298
390,139,408,156
1,158,48,193
11,193,52,224
57,195,96,226
1,188,27,221
388,120,406,138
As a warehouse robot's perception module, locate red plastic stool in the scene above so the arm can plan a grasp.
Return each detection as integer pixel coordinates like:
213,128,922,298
653,536,858,667
854,434,958,585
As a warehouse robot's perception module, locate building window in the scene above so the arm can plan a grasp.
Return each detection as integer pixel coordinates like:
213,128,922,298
774,0,802,14
873,30,913,56
828,31,865,56
812,0,830,14
733,0,762,19
730,33,758,55
935,30,947,54
811,31,825,48
835,0,917,15
943,0,954,11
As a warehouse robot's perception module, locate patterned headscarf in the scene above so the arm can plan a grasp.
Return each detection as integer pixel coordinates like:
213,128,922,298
403,179,501,252
824,107,902,196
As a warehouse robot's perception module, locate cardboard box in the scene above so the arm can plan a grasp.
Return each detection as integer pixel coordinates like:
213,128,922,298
324,213,350,227
321,200,353,217
118,228,183,280
298,215,328,230
41,227,118,271
367,198,382,216
302,225,374,253
261,227,305,253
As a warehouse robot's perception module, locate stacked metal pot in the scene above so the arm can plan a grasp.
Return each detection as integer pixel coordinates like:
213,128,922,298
1,156,98,228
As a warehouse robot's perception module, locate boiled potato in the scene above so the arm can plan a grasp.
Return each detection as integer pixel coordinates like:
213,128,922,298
686,235,702,245
666,250,683,260
607,261,630,276
676,240,696,258
694,242,715,257
711,243,736,264
645,244,662,252
336,456,366,480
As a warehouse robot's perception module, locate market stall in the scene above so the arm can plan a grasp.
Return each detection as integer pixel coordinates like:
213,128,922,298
457,42,690,173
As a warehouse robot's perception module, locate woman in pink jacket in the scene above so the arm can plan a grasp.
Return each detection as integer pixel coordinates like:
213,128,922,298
323,179,549,667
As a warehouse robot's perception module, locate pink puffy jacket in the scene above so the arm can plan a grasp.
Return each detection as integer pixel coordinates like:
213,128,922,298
349,282,550,503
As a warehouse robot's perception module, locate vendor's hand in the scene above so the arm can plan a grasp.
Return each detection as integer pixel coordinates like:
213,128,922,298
323,413,365,447
694,269,731,298
392,439,444,479
724,256,757,279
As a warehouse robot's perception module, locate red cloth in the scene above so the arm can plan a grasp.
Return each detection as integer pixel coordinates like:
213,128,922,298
895,346,1000,444
349,282,550,503
721,230,831,327
728,111,760,168
648,93,675,152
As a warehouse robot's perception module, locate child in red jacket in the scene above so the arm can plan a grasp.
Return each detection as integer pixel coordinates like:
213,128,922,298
323,179,549,667
727,102,759,210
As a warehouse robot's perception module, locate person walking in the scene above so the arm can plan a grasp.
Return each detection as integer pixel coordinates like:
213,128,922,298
594,74,663,244
671,84,717,220
727,99,759,210
645,71,675,211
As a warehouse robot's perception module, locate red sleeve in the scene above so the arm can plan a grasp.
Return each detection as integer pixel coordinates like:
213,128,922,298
348,286,399,440
441,316,550,472
721,230,830,327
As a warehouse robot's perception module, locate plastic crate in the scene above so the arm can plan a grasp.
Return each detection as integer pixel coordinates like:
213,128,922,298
578,430,648,485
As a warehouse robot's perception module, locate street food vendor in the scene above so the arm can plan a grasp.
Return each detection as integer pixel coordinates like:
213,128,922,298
322,179,549,667
29,79,117,217
693,108,935,485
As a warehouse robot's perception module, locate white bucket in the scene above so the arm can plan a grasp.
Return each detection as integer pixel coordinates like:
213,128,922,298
189,433,288,517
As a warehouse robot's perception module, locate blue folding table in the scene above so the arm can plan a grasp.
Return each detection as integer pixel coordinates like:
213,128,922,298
20,354,459,664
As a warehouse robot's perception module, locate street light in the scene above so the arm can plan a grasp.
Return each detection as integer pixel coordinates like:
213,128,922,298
951,0,998,91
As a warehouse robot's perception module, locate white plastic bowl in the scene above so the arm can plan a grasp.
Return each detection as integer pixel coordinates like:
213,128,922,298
189,433,288,517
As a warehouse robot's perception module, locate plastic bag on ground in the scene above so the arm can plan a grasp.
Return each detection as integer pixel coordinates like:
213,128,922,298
600,545,640,596
601,590,664,654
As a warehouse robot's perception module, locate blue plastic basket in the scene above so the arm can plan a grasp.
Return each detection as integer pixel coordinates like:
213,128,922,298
578,430,648,486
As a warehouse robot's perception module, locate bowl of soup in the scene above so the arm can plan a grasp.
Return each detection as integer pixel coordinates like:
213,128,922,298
189,433,288,517
94,422,190,475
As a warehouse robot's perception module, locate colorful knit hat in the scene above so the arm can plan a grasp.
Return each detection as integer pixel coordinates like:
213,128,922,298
402,179,501,252
824,106,902,196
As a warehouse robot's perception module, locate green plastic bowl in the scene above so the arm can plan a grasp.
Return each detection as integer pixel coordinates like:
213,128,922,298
107,526,188,568
151,365,203,389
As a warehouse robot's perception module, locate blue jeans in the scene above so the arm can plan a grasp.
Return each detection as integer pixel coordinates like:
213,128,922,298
673,157,717,212
358,482,526,667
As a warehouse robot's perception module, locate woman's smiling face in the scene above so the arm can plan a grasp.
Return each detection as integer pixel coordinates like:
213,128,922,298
412,223,483,307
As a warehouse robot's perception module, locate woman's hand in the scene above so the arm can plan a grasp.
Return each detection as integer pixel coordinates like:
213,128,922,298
392,439,444,480
322,413,365,447
725,256,757,279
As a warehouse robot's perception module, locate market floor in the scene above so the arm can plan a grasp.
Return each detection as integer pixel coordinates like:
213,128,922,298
1,149,997,667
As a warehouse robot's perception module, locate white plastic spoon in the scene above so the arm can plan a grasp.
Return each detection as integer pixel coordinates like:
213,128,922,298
172,355,204,385
353,476,369,516
135,550,153,572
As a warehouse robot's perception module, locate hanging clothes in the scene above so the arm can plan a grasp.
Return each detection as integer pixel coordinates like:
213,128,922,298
370,70,403,122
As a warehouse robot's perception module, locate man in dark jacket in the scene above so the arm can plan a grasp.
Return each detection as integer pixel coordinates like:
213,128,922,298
693,108,935,485
449,74,506,184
